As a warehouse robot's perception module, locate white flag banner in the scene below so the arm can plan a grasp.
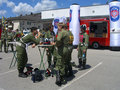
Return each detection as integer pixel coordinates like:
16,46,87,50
52,16,67,35
109,1,120,47
52,17,60,35
70,4,80,45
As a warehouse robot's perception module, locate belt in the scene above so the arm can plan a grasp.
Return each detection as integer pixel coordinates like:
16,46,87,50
80,43,84,46
80,43,88,47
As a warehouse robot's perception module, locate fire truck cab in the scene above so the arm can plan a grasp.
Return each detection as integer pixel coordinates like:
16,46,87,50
80,18,110,48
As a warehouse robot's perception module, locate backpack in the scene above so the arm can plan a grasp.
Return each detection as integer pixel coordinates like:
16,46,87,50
31,68,43,83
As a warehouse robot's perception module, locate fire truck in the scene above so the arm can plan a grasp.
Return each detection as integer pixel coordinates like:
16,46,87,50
80,18,110,49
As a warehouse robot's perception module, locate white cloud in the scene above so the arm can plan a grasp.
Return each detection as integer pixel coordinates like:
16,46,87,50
13,2,34,15
0,0,7,5
0,0,15,8
7,1,15,8
92,3,101,5
41,0,57,10
0,0,57,16
13,0,57,15
34,2,42,12
34,0,57,12
0,10,7,16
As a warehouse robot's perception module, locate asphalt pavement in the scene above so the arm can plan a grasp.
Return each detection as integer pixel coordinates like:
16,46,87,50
0,46,120,90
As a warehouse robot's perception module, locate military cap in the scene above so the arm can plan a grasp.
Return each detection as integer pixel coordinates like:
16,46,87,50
57,22,65,26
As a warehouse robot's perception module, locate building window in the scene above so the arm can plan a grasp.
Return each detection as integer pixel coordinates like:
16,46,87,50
22,21,24,25
38,26,40,29
27,21,31,25
29,22,31,25
27,22,29,25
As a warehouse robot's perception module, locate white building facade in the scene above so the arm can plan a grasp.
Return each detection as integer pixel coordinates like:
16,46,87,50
41,5,109,19
6,4,110,31
13,20,43,31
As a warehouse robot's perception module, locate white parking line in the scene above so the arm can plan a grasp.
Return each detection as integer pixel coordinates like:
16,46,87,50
0,63,40,77
0,69,17,76
58,62,103,90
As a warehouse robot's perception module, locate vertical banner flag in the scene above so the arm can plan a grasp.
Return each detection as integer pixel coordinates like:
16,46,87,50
52,16,67,35
70,4,80,45
52,17,60,35
2,16,7,30
0,16,5,39
109,1,120,47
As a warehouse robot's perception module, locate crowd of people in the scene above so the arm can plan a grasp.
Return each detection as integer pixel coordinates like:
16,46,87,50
0,29,23,52
0,22,89,86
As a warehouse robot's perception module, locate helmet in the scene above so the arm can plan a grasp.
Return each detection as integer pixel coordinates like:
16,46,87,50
80,24,86,31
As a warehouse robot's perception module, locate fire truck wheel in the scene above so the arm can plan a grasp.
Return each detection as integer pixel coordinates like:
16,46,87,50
92,42,99,49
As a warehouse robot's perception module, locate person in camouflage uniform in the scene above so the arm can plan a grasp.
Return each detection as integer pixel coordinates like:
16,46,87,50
52,23,69,86
0,31,5,52
45,25,57,68
40,28,47,38
6,28,14,52
64,25,74,77
14,29,22,41
77,25,89,70
0,30,8,52
16,27,41,78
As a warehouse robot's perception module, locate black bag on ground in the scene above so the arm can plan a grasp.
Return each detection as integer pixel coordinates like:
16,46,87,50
31,68,43,83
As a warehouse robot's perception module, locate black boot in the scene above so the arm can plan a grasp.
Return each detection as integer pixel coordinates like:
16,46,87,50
78,59,82,68
48,61,51,68
18,68,27,78
68,65,73,77
82,61,86,69
65,66,68,77
61,76,67,85
53,61,56,68
55,71,61,86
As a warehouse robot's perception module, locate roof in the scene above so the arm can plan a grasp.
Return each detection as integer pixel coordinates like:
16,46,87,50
1,13,41,22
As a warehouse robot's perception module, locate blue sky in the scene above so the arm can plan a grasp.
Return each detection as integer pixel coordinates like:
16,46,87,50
0,0,113,18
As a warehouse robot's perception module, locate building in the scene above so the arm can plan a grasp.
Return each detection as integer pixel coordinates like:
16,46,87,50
41,4,109,20
0,13,43,31
0,4,110,31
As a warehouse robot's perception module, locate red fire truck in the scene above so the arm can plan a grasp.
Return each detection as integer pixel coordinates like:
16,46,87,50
80,18,110,48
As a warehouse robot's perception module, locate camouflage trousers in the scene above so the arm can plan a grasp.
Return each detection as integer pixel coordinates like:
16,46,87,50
46,46,57,67
78,46,87,62
6,40,14,52
0,40,7,52
65,46,73,72
16,46,28,71
55,47,69,76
